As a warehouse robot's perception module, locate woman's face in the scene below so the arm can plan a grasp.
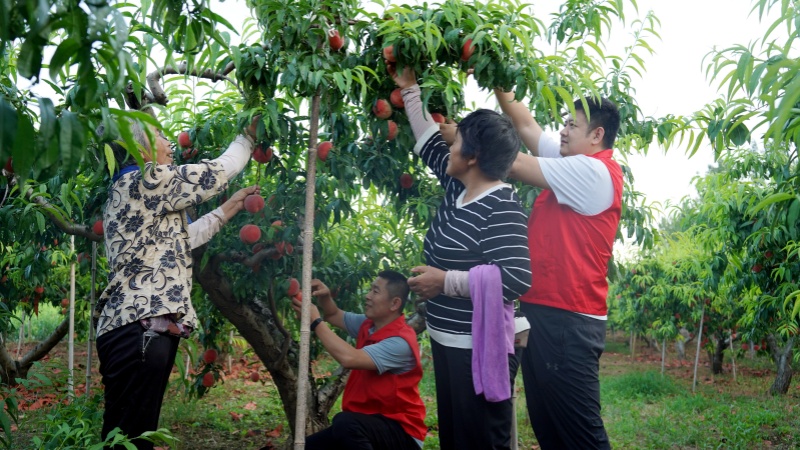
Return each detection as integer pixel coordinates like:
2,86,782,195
143,126,174,165
446,131,469,178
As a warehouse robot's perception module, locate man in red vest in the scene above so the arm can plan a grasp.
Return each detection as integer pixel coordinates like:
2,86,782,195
495,91,621,449
291,271,427,450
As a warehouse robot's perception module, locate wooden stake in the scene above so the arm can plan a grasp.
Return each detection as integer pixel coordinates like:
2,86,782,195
86,241,97,395
692,306,705,394
68,235,75,399
294,92,321,449
728,329,737,382
15,311,24,358
228,330,234,373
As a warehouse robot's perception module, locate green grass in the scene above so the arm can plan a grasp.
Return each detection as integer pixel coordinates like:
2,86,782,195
7,335,800,449
6,303,64,342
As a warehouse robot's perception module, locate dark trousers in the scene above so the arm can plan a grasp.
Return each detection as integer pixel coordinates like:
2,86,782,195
520,303,610,450
305,411,419,450
97,321,180,450
430,339,517,450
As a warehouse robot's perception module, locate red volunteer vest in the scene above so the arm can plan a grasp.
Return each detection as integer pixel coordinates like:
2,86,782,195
341,315,427,442
520,149,623,316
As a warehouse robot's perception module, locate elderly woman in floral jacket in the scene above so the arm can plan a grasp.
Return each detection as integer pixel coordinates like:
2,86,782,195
95,119,258,449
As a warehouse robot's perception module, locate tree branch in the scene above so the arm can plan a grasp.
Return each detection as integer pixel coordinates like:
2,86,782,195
26,187,103,242
316,365,349,414
20,318,70,367
147,61,242,106
215,244,304,268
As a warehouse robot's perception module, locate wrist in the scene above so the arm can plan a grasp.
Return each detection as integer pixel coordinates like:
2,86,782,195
400,84,420,95
310,317,324,332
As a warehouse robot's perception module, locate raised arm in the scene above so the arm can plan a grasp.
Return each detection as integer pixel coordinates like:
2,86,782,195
290,295,377,371
509,152,550,190
387,65,438,140
187,186,259,249
494,89,543,156
310,279,346,330
143,118,259,212
388,64,454,187
210,115,260,179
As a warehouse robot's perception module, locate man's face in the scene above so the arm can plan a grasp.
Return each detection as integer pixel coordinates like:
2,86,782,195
559,110,599,157
364,277,397,321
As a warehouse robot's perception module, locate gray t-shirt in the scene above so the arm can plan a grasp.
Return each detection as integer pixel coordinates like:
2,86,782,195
344,312,416,375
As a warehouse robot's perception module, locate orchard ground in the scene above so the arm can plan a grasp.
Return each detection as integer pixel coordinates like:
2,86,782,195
6,330,800,450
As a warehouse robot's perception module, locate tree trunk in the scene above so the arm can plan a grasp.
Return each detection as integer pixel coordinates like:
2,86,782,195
766,334,795,395
712,335,726,374
0,317,70,385
195,248,348,436
674,327,693,361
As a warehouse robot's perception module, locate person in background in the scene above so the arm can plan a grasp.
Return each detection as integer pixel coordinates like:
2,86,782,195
95,118,259,449
293,273,427,450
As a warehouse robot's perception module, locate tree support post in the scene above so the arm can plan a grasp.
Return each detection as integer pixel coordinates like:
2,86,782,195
86,241,97,395
294,92,321,449
68,235,75,399
728,329,737,382
692,306,705,394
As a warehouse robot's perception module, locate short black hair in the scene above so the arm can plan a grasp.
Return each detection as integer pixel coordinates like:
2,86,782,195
456,109,521,180
377,270,410,311
574,97,620,150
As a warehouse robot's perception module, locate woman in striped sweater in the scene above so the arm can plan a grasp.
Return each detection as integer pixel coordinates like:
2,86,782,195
389,65,532,450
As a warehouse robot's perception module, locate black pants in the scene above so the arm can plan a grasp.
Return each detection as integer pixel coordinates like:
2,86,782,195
520,303,610,450
305,411,419,450
430,339,518,450
97,321,180,450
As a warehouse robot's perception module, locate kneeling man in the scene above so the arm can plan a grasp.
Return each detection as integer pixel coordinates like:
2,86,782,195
292,271,427,450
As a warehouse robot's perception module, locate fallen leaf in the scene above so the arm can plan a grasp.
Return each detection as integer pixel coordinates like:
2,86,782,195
244,401,258,411
229,411,244,421
266,423,283,437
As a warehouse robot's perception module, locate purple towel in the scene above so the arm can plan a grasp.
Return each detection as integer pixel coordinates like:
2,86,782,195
470,264,515,402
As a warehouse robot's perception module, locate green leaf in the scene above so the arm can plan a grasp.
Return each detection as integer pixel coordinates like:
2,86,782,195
726,122,749,146
747,62,766,95
12,113,35,178
736,51,753,84
0,98,18,159
35,211,45,233
104,144,117,175
0,412,10,444
788,198,800,227
59,111,85,174
787,289,800,319
200,8,237,34
48,38,81,81
749,192,795,215
59,183,72,217
17,39,44,81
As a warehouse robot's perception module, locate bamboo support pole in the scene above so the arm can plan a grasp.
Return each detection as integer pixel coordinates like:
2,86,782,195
692,306,705,394
293,92,321,449
85,241,97,395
